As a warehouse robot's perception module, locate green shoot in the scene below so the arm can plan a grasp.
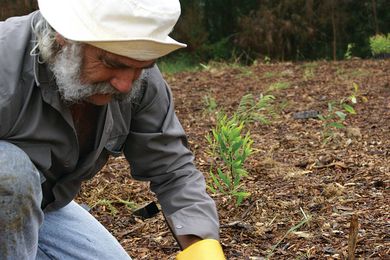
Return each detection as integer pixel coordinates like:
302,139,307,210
206,114,253,206
236,93,276,125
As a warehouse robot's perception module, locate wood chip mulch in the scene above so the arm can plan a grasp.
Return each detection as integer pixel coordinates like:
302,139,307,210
77,59,390,259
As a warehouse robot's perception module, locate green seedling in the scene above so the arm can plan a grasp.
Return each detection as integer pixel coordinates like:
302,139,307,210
203,94,218,113
303,67,315,80
263,71,279,79
91,199,119,215
264,56,271,64
268,81,291,92
206,114,253,206
318,83,362,143
344,43,355,60
236,93,276,125
91,198,138,216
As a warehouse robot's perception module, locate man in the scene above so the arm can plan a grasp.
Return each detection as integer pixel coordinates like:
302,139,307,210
0,0,225,259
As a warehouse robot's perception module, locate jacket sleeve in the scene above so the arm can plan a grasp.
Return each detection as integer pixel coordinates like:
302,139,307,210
0,14,36,138
123,66,220,240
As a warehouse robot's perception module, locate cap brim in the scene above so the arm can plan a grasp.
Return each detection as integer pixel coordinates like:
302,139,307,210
88,38,186,61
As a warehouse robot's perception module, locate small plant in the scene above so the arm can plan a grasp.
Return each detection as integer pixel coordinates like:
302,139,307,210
236,65,254,78
302,62,318,80
203,94,218,113
318,101,350,141
369,34,390,57
115,197,138,211
206,114,253,206
236,93,276,124
344,43,355,60
264,56,271,64
268,81,291,92
303,62,318,69
318,83,361,142
263,71,278,79
90,198,138,216
303,67,315,80
91,199,119,215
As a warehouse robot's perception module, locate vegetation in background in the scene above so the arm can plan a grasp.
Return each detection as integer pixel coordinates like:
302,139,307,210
158,53,201,75
0,0,37,20
369,34,390,57
2,1,389,62
175,0,389,62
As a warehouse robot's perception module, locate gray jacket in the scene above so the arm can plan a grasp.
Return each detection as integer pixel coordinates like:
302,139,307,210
0,12,219,240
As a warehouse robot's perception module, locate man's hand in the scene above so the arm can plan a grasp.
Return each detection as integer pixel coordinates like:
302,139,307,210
177,235,202,249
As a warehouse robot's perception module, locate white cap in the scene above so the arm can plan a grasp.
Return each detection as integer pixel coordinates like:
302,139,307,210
38,0,187,60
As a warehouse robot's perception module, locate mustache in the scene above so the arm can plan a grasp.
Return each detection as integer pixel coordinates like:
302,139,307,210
89,76,144,101
50,41,146,104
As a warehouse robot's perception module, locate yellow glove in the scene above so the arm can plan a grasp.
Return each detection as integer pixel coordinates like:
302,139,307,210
176,239,226,260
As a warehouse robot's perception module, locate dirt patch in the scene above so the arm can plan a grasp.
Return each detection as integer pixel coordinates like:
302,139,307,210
77,59,390,259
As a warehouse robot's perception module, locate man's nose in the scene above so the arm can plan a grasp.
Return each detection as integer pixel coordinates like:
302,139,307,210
110,69,141,93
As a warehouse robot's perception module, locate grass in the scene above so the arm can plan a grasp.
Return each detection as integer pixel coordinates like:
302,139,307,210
202,94,218,113
158,52,257,77
303,67,315,80
266,208,312,259
268,81,291,92
263,71,280,79
91,199,119,215
158,53,201,75
302,62,318,69
90,197,138,216
336,68,370,79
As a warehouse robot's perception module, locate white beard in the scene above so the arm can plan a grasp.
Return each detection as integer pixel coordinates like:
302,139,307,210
49,42,145,105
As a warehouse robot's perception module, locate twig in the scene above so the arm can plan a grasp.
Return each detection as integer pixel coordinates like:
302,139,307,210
348,214,359,260
312,161,349,169
240,199,260,219
266,216,277,227
220,221,253,231
300,207,308,219
117,225,143,238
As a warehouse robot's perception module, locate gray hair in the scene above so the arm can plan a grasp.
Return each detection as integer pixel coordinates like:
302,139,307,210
31,14,61,63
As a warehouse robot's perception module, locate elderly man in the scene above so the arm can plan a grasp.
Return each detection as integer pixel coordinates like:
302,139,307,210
0,0,224,259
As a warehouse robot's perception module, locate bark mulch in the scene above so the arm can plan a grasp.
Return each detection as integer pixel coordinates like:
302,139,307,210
77,59,390,259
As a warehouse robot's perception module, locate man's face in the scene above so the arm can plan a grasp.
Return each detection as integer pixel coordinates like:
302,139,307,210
50,40,155,106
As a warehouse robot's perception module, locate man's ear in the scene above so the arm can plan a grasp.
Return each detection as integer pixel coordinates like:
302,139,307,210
55,33,66,47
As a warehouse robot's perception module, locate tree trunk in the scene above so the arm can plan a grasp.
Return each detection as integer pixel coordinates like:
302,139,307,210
331,0,337,61
371,0,379,34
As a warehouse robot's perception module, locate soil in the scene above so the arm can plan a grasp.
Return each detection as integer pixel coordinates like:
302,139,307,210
77,59,390,259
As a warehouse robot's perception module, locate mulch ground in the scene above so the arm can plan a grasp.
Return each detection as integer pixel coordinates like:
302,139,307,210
77,59,390,259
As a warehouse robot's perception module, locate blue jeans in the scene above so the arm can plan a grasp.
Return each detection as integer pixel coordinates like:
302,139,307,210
0,141,131,260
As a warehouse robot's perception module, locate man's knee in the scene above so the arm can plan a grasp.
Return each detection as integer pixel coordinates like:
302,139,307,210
0,142,43,258
0,141,41,202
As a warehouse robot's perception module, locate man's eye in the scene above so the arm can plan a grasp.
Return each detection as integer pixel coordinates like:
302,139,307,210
102,60,115,69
